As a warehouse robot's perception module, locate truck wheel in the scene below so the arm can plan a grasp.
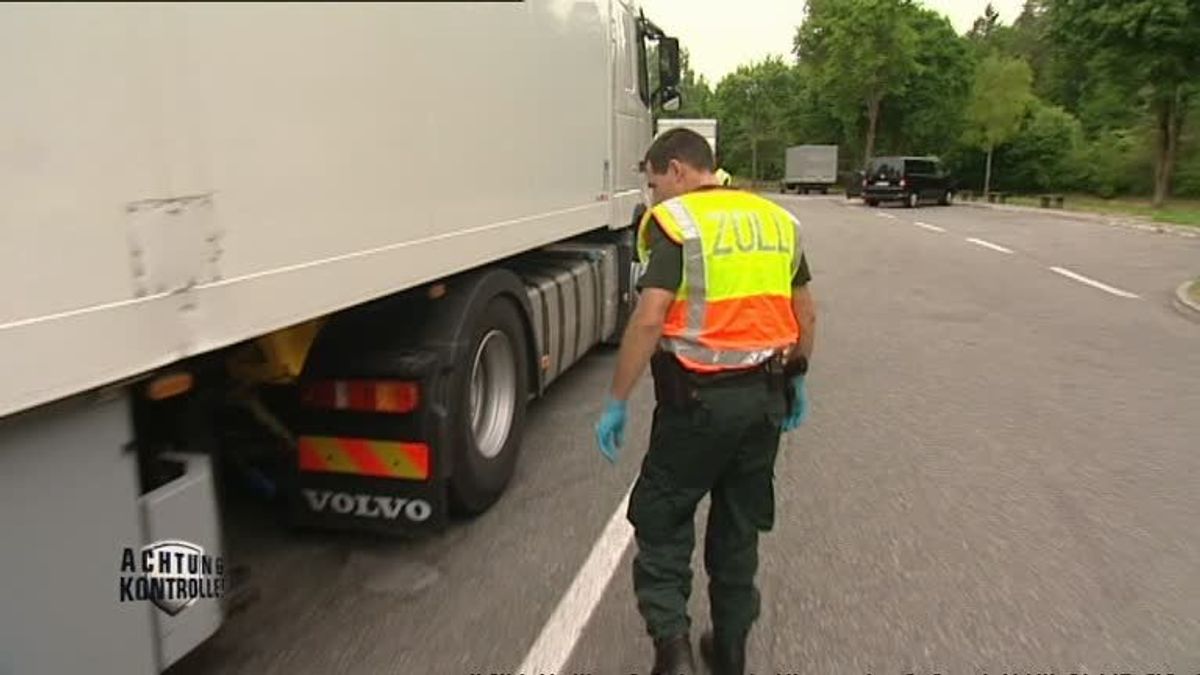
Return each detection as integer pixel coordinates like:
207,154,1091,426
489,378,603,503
906,192,919,209
606,225,637,347
939,190,953,206
865,199,879,207
449,296,529,515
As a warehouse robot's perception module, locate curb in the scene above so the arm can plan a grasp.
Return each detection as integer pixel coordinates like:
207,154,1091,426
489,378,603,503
960,200,1200,239
1173,280,1200,322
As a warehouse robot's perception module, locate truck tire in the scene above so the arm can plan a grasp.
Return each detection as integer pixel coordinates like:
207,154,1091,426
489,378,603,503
865,199,879,207
906,192,919,209
606,219,638,347
939,189,953,206
448,295,529,515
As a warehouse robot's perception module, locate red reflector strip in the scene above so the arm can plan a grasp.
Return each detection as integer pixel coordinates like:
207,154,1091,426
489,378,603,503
301,380,419,413
298,436,431,480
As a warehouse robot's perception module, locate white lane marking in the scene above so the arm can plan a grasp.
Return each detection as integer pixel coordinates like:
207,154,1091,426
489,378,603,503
875,212,897,220
1050,266,1141,299
913,221,946,233
966,237,1014,254
516,482,636,675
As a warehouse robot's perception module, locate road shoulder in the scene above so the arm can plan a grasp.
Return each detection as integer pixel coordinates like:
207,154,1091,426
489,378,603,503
961,200,1200,240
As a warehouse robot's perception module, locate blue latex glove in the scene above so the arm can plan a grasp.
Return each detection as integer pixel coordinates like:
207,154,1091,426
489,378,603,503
782,376,809,431
594,397,628,463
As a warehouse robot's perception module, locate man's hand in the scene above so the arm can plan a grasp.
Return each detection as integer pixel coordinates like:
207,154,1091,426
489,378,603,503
595,398,628,463
782,376,809,431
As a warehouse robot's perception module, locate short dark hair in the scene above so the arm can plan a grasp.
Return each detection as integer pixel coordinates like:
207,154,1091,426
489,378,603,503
643,127,715,174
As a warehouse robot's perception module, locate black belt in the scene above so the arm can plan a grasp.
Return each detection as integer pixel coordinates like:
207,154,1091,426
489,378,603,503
650,351,792,407
689,358,783,387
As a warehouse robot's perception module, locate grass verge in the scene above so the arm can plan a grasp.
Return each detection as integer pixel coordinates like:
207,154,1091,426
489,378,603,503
1002,194,1200,228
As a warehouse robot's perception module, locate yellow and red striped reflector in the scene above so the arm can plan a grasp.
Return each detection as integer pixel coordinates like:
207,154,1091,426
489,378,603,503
300,380,419,414
298,436,430,480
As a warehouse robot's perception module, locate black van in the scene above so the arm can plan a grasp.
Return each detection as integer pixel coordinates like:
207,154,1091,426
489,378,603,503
861,156,954,208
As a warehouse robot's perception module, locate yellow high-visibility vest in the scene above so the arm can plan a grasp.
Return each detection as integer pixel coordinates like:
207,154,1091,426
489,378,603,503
637,189,803,372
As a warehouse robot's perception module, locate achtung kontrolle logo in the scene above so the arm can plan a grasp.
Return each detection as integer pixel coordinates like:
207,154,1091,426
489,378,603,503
119,540,225,616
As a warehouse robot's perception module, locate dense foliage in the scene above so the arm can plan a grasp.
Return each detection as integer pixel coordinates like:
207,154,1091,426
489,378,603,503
659,0,1200,204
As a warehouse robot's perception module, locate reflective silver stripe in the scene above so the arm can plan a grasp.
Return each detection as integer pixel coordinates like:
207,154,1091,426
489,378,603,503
663,199,706,341
661,338,782,368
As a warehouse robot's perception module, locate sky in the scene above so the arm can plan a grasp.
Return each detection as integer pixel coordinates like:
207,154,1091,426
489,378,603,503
638,0,1026,85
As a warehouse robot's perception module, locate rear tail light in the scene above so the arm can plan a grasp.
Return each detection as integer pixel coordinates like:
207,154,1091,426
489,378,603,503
900,178,908,188
301,380,420,414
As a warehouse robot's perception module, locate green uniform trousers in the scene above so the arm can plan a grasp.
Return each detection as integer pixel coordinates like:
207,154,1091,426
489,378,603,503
626,373,786,642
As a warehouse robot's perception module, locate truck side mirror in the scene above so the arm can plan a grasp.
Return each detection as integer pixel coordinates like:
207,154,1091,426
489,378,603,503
658,38,681,89
661,91,681,111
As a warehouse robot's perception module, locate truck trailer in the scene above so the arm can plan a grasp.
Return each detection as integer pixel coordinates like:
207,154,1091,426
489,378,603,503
0,3,679,673
781,145,839,194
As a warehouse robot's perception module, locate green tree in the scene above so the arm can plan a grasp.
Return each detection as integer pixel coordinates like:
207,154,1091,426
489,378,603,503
966,3,1019,60
885,7,975,156
794,0,919,163
1174,108,1200,198
964,55,1034,196
1001,102,1086,191
1008,1,1055,96
712,57,793,182
967,2,1002,41
1049,0,1200,206
782,64,849,156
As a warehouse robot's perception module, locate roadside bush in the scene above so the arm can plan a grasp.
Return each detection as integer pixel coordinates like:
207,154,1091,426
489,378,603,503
1081,128,1141,198
1001,102,1085,192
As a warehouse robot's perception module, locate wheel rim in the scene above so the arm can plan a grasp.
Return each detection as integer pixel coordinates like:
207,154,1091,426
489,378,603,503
909,193,918,207
469,329,517,460
946,191,953,204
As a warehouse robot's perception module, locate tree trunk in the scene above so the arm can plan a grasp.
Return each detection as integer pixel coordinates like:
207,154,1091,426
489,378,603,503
863,93,882,164
984,145,994,198
1152,85,1185,209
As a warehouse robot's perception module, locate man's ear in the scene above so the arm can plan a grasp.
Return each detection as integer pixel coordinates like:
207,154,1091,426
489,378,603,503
668,158,685,180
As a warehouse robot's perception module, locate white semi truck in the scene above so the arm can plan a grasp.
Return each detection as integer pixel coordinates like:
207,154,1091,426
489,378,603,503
0,3,679,673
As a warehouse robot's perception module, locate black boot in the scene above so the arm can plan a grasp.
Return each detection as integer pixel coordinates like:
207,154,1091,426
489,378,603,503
699,630,746,675
650,634,695,675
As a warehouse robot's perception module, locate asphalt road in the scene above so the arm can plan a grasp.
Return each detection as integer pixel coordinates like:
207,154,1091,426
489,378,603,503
170,197,1200,675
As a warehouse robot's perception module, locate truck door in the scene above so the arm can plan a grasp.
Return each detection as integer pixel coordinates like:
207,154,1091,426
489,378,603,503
610,0,652,227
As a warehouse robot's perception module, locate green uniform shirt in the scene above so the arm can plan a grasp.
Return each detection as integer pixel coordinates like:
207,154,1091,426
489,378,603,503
636,200,811,292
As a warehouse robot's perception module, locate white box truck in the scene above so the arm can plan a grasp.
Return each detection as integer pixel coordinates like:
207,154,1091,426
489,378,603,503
655,117,718,156
781,145,839,194
0,3,679,673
